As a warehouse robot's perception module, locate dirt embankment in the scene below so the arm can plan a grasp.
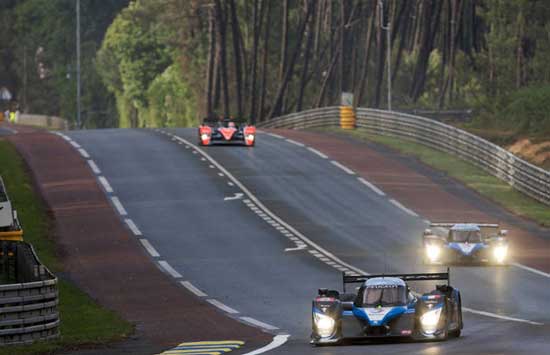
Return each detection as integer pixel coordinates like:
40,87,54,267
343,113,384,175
508,139,550,170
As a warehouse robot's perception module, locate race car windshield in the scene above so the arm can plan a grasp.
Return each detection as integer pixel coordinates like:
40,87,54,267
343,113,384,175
363,286,406,307
450,230,482,243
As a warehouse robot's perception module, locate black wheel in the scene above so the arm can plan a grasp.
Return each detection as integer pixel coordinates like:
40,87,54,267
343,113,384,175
449,328,461,338
450,297,463,338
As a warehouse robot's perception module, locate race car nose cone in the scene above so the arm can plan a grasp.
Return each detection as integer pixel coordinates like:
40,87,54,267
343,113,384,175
219,127,236,140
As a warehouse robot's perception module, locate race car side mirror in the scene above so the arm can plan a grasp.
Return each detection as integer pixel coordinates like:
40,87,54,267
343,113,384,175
499,230,508,237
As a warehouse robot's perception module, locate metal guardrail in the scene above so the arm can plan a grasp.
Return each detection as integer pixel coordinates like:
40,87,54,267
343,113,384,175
258,107,341,129
258,107,550,206
0,241,59,345
17,114,69,130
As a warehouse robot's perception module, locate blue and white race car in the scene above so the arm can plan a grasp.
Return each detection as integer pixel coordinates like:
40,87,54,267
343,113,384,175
311,271,462,345
423,223,509,265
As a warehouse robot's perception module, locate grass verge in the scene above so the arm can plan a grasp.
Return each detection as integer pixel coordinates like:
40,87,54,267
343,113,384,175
318,127,550,227
0,140,133,354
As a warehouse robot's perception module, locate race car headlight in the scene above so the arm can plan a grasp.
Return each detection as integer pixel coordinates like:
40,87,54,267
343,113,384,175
246,134,255,141
201,133,210,141
420,307,442,332
493,245,508,263
425,244,441,261
313,312,335,337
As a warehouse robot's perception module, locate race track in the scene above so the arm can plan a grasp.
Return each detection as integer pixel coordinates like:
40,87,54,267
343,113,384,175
66,128,550,354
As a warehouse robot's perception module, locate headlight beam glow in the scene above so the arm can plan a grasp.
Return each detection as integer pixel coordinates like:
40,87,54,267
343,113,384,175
314,312,335,337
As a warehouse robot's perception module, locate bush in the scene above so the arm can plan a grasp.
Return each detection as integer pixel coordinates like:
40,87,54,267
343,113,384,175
146,64,198,127
501,85,550,137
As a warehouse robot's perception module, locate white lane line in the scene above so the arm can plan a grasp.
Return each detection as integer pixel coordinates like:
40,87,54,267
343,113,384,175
462,307,543,326
239,317,279,330
124,218,142,236
180,281,208,297
170,135,375,278
286,139,305,147
266,133,285,139
242,334,289,355
512,262,550,279
209,164,215,168
87,160,101,174
207,299,239,314
98,176,113,193
201,157,206,161
110,196,127,216
357,177,385,196
158,260,182,278
70,140,81,148
54,132,69,140
228,182,234,186
331,160,355,175
140,239,160,257
389,199,419,217
218,173,224,177
78,148,90,158
307,147,328,159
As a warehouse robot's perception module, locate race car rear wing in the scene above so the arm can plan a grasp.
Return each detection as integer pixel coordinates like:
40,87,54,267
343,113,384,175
342,269,450,292
429,223,499,228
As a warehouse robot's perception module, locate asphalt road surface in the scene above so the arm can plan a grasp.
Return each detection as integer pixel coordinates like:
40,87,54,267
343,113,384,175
67,128,550,354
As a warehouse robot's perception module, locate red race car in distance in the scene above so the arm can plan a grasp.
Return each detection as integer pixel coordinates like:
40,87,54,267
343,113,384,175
198,117,256,147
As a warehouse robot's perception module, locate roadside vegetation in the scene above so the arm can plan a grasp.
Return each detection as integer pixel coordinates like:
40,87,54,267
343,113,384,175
0,141,132,355
3,0,550,142
321,127,550,227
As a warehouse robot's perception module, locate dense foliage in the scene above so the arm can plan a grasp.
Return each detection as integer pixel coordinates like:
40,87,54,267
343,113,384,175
2,0,550,137
0,0,128,127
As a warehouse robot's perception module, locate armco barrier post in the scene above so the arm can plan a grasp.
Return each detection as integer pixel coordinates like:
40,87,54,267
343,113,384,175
340,106,355,129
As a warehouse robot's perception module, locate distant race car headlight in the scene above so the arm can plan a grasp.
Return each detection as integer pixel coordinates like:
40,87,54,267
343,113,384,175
313,312,335,337
246,134,255,141
425,244,441,262
201,133,210,141
493,245,508,263
420,307,442,333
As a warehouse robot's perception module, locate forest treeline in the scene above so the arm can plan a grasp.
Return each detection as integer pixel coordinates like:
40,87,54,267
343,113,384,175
2,0,550,136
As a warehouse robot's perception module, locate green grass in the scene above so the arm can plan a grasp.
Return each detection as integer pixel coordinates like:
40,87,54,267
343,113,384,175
319,127,550,227
0,141,133,354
